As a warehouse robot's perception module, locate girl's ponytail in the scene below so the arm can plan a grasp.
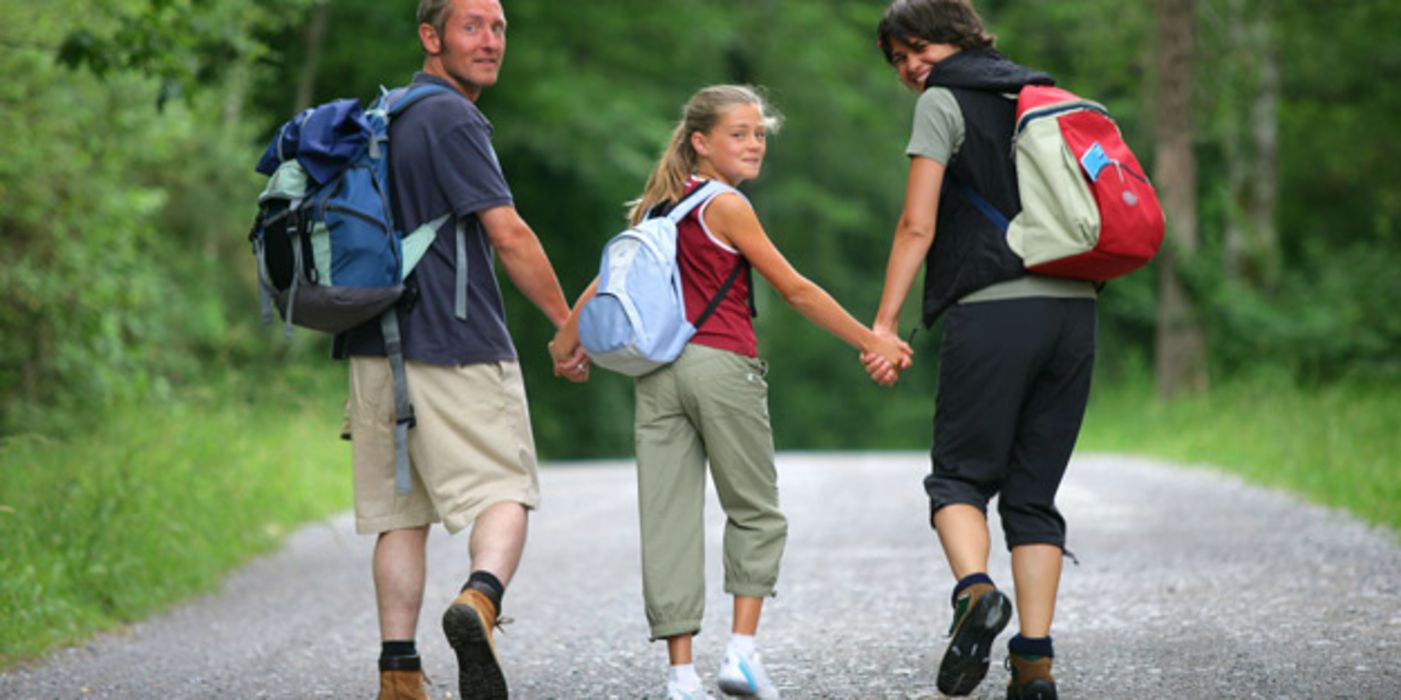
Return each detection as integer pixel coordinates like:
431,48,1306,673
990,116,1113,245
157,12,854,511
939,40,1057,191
628,122,695,226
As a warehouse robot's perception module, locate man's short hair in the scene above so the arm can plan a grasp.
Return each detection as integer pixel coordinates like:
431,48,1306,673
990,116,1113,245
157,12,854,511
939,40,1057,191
418,0,453,38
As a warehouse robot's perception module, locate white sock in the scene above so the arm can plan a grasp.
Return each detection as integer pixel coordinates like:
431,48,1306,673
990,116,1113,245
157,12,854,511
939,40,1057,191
669,663,702,689
728,633,757,657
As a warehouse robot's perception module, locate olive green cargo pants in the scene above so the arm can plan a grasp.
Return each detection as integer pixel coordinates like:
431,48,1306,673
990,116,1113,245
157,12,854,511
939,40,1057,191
633,344,788,640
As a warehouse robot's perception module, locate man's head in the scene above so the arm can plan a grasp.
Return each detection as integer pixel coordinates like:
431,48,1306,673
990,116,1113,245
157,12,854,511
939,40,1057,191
418,0,506,101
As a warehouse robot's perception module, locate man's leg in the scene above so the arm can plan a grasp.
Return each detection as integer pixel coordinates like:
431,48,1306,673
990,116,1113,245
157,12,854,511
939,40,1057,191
373,527,431,700
407,361,540,700
439,502,529,700
467,500,528,587
375,527,430,640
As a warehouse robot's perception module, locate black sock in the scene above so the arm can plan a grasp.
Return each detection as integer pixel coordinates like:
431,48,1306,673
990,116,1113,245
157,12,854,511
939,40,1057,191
1009,633,1054,659
463,570,505,613
951,572,994,605
380,640,417,660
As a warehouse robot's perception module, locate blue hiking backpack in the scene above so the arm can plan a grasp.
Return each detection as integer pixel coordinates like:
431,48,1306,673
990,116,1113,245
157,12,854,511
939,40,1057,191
249,83,463,495
578,180,747,376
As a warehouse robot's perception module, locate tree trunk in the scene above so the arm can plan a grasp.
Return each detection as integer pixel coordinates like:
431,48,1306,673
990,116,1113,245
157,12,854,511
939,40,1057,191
1223,0,1280,288
1153,0,1209,398
293,2,331,113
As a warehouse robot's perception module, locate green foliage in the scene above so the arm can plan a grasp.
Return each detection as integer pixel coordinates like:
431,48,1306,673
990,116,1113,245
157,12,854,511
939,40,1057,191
5,0,1401,448
0,0,296,434
0,367,350,666
54,0,302,107
1080,374,1401,533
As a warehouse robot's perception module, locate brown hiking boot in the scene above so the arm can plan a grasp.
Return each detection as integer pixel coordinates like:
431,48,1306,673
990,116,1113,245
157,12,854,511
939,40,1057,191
442,588,507,700
1005,653,1057,700
937,582,1012,696
376,655,430,700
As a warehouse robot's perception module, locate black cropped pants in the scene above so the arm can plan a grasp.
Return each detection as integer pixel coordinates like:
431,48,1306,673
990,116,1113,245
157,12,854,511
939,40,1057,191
925,297,1096,550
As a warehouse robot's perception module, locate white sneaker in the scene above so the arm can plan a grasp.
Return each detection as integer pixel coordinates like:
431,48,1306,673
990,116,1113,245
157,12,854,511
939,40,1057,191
666,681,713,700
716,648,780,699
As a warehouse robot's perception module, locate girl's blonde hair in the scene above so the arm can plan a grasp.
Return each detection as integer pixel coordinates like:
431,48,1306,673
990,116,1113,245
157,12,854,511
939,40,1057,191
627,85,783,226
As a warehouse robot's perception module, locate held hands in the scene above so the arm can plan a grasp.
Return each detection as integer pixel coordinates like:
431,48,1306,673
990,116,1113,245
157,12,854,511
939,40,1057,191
548,331,590,383
860,326,913,387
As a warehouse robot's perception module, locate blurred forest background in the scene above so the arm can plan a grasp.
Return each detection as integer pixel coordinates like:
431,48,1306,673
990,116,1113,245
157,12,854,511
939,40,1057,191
3,0,1400,455
7,0,1398,455
3,0,1400,665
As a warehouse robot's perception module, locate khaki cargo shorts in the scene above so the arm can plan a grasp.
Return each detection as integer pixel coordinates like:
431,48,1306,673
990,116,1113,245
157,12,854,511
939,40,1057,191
348,357,540,535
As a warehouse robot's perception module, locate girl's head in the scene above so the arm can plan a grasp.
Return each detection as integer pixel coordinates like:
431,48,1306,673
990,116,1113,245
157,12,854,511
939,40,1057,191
876,0,995,67
628,85,783,225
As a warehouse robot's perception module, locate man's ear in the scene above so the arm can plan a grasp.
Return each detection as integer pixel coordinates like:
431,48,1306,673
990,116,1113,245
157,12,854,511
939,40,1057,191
418,23,442,55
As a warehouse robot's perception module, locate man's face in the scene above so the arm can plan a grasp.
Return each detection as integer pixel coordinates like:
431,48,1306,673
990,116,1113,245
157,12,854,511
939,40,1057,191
423,0,507,100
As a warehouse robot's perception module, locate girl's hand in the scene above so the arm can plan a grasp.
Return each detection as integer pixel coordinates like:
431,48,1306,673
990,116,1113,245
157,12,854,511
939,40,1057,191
548,335,590,383
861,328,913,386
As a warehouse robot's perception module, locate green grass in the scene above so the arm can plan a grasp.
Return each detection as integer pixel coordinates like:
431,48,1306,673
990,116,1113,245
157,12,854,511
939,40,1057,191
1079,375,1401,533
0,367,351,667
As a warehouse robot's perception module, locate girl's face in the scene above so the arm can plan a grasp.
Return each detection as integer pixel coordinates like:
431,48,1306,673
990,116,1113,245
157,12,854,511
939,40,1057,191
691,103,768,187
886,37,961,92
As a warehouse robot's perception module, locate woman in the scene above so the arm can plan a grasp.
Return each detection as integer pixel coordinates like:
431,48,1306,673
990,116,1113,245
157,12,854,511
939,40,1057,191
862,2,1098,698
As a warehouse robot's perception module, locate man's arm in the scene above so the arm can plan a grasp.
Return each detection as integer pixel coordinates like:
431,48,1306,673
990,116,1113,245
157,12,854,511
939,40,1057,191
477,204,572,329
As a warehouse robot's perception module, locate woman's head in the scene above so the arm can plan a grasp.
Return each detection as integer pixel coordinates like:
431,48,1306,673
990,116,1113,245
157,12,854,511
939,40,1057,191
876,0,995,64
629,85,783,224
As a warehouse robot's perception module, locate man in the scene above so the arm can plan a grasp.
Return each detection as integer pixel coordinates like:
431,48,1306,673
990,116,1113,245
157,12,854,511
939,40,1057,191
337,1,588,698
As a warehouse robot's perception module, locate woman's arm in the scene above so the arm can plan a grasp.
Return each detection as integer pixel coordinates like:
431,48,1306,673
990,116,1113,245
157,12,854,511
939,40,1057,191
704,193,912,369
873,155,945,333
862,155,945,384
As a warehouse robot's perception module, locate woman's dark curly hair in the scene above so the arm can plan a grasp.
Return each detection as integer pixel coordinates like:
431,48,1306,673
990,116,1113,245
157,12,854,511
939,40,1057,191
876,0,996,63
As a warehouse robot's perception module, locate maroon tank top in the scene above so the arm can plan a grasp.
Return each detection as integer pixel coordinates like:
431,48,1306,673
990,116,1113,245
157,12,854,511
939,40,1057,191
676,178,757,357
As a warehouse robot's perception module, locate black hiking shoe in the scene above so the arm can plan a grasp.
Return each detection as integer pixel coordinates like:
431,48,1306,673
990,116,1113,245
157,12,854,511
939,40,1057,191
937,582,1012,696
442,588,508,700
1006,653,1057,699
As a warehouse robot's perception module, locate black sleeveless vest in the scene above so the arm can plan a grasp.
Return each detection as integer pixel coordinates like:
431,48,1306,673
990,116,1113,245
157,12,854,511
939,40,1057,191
919,50,1055,326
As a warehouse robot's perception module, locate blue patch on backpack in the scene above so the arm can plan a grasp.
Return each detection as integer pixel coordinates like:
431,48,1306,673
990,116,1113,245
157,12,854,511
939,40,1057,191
1080,142,1111,182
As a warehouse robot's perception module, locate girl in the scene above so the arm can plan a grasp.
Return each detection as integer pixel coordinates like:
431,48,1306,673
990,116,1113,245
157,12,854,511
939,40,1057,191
551,85,911,700
863,1,1098,698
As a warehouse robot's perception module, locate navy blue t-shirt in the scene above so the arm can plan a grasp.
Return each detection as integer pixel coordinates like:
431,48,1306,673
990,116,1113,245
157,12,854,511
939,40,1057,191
336,73,517,365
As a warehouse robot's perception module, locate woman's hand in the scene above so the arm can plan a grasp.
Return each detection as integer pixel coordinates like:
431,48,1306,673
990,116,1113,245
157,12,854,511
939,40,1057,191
860,326,913,387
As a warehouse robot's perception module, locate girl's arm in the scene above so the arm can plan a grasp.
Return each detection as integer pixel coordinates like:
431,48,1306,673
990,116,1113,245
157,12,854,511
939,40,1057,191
862,156,944,384
549,277,598,381
703,193,912,370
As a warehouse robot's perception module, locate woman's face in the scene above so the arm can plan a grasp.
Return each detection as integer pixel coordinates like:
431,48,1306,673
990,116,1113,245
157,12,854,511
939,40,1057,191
887,37,961,92
691,104,768,187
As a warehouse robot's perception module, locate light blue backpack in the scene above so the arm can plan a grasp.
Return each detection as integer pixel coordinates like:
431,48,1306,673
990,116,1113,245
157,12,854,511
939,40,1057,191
579,180,745,376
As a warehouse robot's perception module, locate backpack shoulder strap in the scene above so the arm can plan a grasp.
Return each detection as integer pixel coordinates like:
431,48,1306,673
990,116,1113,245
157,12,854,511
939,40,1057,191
665,179,750,330
384,83,456,117
944,174,1011,233
666,180,740,223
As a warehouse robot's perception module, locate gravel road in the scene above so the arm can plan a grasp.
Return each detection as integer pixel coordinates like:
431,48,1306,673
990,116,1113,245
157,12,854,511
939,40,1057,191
2,453,1398,699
